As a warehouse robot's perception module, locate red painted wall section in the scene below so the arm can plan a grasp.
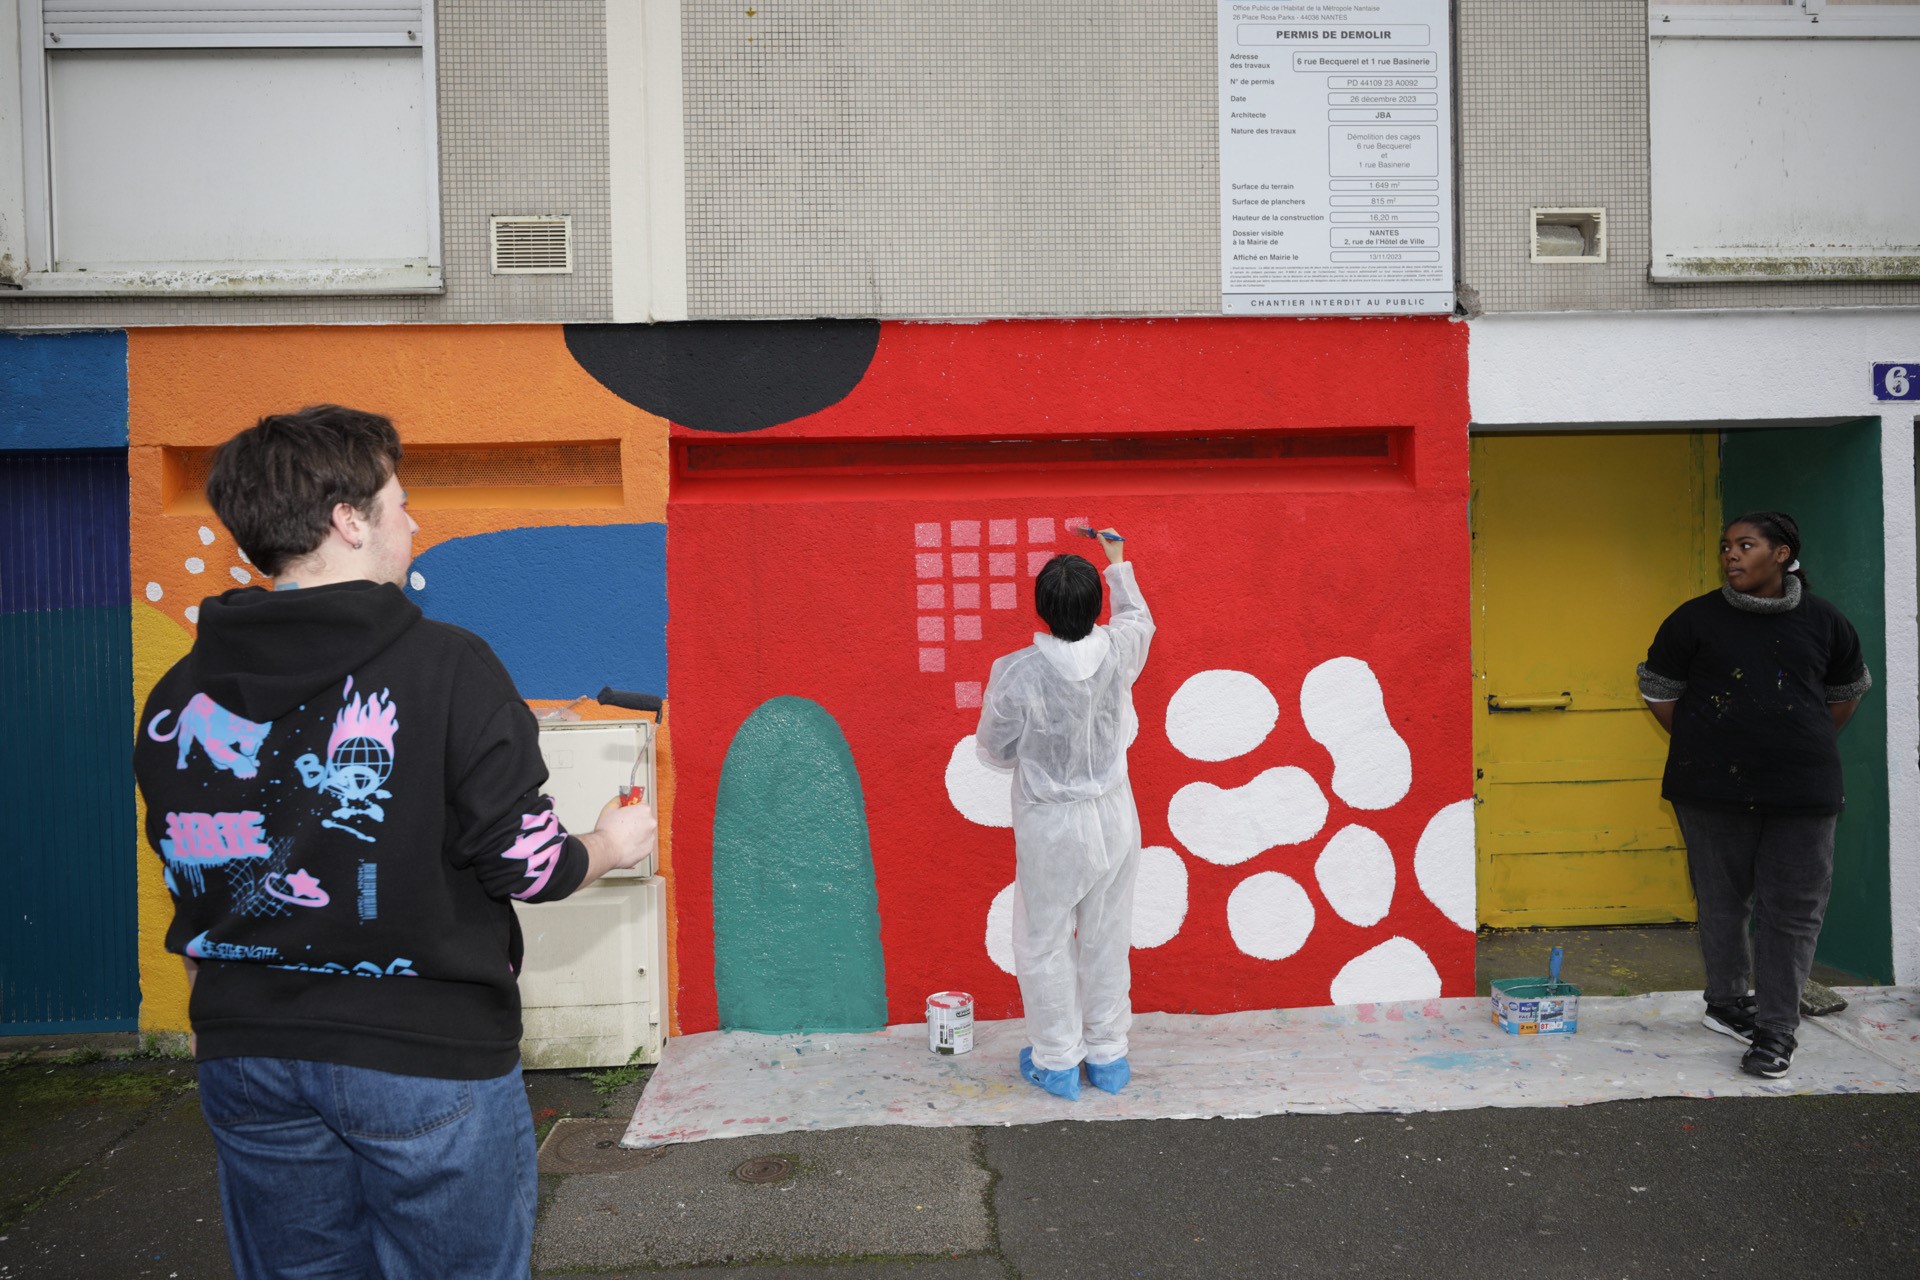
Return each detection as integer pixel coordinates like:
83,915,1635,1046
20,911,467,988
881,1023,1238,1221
671,317,1471,1035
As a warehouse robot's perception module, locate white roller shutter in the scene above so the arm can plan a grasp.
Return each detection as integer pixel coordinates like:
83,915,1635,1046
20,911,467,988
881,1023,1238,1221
43,1,425,47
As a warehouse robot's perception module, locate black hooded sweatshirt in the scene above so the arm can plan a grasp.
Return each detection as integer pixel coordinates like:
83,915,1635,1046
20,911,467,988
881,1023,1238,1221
133,581,588,1079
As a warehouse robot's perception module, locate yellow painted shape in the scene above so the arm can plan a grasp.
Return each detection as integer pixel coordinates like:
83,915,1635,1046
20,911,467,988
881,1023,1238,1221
1471,432,1719,928
132,600,196,1033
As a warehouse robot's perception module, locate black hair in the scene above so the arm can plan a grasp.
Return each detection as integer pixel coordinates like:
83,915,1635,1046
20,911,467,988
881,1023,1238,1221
1726,510,1809,590
1034,554,1103,641
206,405,403,577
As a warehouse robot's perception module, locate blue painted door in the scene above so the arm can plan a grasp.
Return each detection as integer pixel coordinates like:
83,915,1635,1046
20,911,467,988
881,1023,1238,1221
0,452,139,1033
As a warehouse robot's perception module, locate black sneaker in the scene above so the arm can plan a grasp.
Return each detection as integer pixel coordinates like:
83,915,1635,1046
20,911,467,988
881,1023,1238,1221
1702,998,1758,1044
1741,1030,1796,1079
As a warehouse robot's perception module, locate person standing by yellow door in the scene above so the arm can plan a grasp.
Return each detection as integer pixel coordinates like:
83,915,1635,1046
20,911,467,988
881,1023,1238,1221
1637,512,1872,1080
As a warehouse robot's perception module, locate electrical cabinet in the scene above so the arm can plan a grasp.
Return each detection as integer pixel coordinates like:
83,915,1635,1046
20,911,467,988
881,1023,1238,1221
516,718,666,1068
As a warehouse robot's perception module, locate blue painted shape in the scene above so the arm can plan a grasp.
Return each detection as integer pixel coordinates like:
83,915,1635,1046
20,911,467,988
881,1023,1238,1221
408,524,667,700
0,332,129,451
1,452,131,615
713,697,888,1033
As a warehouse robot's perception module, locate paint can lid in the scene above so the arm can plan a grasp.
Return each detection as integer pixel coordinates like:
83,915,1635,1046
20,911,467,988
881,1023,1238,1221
926,991,973,1010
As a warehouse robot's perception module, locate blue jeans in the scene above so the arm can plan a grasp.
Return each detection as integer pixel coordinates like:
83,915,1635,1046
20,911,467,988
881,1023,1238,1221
196,1057,537,1280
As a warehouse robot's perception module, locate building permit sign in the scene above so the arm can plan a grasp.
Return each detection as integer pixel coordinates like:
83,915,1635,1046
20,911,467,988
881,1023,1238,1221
1219,1,1455,315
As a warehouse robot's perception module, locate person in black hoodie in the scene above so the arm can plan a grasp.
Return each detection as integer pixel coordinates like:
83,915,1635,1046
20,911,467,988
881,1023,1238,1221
134,406,656,1280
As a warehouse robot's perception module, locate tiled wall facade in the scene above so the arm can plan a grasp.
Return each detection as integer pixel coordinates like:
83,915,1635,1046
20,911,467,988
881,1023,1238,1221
682,1,1219,320
0,1,612,329
1458,0,1920,314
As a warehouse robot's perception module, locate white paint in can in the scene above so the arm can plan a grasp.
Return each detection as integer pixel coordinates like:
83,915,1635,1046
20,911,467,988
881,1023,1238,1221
926,991,974,1055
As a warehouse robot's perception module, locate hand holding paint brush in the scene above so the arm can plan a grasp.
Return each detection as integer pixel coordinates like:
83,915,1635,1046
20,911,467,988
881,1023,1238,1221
1069,522,1126,565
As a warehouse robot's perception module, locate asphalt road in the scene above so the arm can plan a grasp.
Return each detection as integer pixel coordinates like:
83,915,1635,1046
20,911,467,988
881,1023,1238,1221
4,1051,1914,1279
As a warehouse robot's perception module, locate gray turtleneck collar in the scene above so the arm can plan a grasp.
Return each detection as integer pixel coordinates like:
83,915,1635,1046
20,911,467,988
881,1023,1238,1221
1722,574,1802,614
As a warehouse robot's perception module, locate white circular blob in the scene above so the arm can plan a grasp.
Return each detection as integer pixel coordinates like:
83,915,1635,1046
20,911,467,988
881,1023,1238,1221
1314,824,1395,927
1226,871,1315,961
184,557,205,574
1414,799,1477,931
986,882,1016,975
229,566,252,584
1167,766,1328,866
1164,669,1280,762
409,570,426,591
184,605,200,624
144,582,163,602
945,735,1013,828
197,526,215,545
1329,937,1442,1006
1300,656,1412,809
1131,846,1188,949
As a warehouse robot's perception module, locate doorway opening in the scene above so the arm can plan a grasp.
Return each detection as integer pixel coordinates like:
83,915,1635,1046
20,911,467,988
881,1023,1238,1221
1468,421,1890,985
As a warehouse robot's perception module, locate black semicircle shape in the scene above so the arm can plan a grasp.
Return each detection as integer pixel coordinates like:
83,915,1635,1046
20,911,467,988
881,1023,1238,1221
563,320,882,433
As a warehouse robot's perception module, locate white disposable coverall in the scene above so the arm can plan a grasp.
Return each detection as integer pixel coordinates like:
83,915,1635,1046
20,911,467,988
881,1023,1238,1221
975,562,1154,1071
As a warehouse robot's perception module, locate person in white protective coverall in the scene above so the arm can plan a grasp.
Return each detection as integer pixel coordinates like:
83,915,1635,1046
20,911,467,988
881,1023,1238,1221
974,529,1153,1100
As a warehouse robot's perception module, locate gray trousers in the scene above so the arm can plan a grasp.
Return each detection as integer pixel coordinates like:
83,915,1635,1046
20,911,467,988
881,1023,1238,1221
1673,803,1839,1039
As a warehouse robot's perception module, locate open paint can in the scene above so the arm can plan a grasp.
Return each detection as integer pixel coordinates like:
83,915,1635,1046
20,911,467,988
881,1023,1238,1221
926,991,975,1055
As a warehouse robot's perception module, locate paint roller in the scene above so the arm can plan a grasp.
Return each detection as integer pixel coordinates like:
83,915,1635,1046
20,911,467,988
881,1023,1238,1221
596,686,663,808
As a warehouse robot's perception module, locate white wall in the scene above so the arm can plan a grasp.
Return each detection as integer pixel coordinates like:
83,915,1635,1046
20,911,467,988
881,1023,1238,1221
0,0,25,283
1469,309,1920,984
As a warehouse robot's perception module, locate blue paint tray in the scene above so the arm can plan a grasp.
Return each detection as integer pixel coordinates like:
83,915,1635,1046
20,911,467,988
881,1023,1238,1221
1491,946,1580,1035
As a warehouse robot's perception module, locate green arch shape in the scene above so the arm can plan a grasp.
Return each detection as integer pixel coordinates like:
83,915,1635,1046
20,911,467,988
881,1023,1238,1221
713,696,888,1032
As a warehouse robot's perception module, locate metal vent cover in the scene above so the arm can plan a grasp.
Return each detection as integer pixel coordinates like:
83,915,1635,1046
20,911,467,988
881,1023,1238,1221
490,216,572,275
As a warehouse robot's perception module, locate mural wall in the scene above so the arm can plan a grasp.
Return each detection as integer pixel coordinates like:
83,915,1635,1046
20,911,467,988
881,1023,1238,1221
122,325,673,1031
9,317,1472,1038
647,318,1476,1034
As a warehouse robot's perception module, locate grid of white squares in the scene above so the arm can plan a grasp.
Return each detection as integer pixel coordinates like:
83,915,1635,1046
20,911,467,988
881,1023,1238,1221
914,515,1086,709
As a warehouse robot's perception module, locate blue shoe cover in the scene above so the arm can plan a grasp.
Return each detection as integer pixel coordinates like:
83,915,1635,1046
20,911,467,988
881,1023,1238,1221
1084,1056,1130,1094
1019,1047,1081,1100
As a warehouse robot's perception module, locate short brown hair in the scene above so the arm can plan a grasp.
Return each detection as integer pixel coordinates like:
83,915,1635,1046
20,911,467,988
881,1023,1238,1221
206,405,403,577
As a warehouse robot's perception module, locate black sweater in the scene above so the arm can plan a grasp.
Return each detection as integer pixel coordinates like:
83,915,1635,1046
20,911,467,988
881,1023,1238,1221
133,581,588,1079
1639,584,1871,816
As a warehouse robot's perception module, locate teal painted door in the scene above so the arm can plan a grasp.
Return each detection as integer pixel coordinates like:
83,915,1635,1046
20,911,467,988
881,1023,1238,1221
0,452,139,1032
712,697,888,1033
1721,421,1892,983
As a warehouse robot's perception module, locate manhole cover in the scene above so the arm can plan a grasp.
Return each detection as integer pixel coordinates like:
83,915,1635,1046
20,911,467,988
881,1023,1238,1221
732,1155,795,1185
538,1119,665,1174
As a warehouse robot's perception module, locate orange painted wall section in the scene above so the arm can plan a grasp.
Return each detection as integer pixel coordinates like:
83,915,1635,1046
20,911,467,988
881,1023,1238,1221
125,326,675,1033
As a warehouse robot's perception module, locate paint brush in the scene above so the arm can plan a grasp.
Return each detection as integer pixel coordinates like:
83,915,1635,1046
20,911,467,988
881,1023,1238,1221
1067,523,1124,543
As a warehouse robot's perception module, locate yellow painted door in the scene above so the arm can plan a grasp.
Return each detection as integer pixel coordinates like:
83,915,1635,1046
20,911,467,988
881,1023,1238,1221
1470,433,1719,927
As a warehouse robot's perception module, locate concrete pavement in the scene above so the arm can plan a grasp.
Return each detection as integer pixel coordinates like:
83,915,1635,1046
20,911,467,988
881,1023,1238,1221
2,928,1910,1278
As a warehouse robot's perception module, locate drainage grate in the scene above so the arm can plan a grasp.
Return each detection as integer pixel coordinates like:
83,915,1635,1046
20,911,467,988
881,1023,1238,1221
732,1155,795,1185
537,1119,666,1174
491,215,573,274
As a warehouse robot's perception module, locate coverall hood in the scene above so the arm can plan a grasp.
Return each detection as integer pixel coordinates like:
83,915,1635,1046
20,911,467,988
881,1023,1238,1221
1032,628,1113,682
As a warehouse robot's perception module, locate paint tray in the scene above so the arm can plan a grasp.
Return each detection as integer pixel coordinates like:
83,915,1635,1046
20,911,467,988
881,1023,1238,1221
1491,946,1580,1035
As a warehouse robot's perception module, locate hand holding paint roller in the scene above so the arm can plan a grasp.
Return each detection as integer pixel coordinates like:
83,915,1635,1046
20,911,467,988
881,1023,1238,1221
1069,522,1126,565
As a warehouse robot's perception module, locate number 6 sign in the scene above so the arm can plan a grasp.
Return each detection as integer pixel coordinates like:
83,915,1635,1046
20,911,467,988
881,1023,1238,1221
1874,363,1919,401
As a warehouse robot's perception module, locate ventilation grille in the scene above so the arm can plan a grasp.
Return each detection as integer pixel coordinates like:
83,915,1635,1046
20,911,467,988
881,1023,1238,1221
491,216,573,275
